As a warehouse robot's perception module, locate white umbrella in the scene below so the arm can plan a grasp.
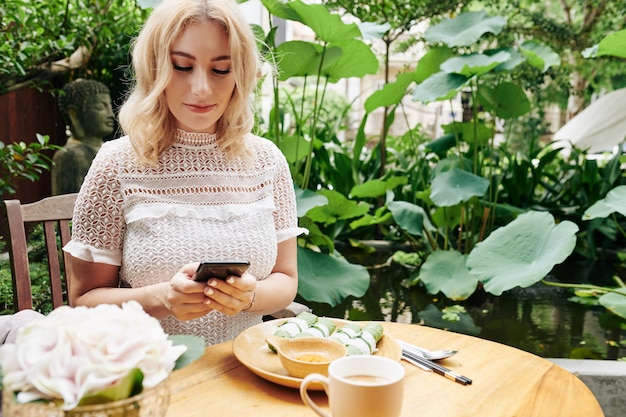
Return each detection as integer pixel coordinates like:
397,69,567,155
553,87,626,154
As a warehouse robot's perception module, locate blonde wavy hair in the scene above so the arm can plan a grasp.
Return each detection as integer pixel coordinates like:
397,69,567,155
118,0,260,164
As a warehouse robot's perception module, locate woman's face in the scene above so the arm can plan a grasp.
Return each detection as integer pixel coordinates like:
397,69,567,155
165,21,235,134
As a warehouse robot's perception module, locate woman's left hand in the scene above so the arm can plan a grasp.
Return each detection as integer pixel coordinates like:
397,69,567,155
203,272,257,315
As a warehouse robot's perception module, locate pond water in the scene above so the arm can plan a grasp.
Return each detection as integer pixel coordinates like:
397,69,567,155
304,247,626,360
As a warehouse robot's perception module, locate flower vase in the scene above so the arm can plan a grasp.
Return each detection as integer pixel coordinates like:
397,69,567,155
1,378,170,417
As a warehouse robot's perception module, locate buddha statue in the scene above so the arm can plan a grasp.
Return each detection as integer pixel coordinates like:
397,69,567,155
52,79,115,195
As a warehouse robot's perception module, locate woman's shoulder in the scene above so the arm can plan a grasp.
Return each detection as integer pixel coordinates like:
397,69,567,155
100,135,133,151
246,133,283,156
97,136,135,159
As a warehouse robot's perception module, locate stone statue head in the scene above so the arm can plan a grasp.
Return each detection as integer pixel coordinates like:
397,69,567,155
58,79,115,142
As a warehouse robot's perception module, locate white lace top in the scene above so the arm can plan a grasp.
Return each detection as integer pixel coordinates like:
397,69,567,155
64,129,305,345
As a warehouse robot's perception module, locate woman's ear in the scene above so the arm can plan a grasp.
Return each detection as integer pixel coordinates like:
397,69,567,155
67,106,85,139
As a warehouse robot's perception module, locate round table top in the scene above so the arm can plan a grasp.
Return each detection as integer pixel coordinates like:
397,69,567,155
166,321,604,417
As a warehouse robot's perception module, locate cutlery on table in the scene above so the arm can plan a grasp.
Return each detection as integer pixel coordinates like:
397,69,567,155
399,341,458,361
398,340,472,385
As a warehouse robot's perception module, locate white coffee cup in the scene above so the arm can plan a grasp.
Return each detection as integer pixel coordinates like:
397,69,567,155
300,355,405,417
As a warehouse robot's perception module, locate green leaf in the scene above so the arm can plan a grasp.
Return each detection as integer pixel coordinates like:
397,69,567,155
426,133,457,153
440,51,510,77
430,168,490,207
365,47,454,112
431,204,463,231
351,177,407,199
583,186,626,220
168,335,205,369
387,201,427,236
595,29,626,59
357,21,390,41
299,216,335,251
349,210,394,229
477,82,531,119
598,289,626,320
351,179,388,198
424,11,507,47
288,0,362,43
604,186,626,217
417,304,481,334
275,41,342,80
412,72,468,103
467,211,579,296
487,47,526,72
324,39,379,82
583,199,615,221
365,71,415,112
261,0,302,23
297,246,370,306
442,122,494,147
78,369,143,406
520,40,560,72
296,187,329,217
278,134,311,164
306,189,370,225
419,251,479,300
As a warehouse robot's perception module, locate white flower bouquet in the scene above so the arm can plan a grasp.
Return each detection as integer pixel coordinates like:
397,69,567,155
0,301,203,411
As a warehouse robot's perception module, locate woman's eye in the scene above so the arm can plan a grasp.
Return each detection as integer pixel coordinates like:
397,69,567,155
173,64,192,72
213,68,231,75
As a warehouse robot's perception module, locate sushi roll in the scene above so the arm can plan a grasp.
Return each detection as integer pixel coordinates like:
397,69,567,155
361,322,384,347
328,322,361,345
268,312,318,352
273,311,318,338
345,322,384,355
295,317,337,338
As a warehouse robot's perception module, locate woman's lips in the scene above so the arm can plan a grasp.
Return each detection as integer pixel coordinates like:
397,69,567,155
185,103,215,113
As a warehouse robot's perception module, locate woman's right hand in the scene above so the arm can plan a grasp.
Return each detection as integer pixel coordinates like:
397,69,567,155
162,263,214,321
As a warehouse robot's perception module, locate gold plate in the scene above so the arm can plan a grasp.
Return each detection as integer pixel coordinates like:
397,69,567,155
232,318,401,390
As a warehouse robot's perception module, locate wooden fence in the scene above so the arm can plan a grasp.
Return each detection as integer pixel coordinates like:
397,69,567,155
1,86,67,204
1,86,67,240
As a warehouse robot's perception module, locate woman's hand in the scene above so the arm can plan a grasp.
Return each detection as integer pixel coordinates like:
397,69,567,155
202,272,257,316
162,263,215,321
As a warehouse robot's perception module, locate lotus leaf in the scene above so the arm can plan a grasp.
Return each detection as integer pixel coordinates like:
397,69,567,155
418,250,478,300
430,168,490,207
599,289,626,320
297,246,370,306
467,211,578,296
424,11,506,47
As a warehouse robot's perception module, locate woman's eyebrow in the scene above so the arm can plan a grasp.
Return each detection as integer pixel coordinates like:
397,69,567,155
212,55,231,62
171,51,195,59
170,51,231,62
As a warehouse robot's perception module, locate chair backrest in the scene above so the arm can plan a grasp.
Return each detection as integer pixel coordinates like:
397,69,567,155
3,193,78,312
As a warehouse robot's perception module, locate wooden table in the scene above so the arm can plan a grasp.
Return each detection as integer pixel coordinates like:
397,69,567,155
166,322,604,417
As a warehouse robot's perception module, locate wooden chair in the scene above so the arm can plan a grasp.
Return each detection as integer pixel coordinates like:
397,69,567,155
3,193,78,312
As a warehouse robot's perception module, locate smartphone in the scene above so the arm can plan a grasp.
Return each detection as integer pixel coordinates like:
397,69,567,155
194,260,250,282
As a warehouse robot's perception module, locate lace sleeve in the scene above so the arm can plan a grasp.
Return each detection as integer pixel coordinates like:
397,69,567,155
271,145,307,242
68,140,126,264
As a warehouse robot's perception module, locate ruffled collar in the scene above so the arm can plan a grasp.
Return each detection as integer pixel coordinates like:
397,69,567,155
173,129,218,147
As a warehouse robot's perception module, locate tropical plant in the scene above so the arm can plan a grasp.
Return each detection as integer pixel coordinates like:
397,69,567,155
254,0,388,306
1,0,149,102
0,134,60,196
539,28,626,322
324,0,466,177
353,10,587,304
485,0,626,118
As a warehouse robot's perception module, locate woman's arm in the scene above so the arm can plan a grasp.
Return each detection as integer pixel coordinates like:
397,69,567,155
243,237,298,315
68,256,214,320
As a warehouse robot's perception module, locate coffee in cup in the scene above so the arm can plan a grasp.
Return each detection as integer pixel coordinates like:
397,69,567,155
300,355,405,417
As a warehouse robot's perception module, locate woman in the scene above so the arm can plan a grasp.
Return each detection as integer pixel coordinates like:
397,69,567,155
63,0,305,345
